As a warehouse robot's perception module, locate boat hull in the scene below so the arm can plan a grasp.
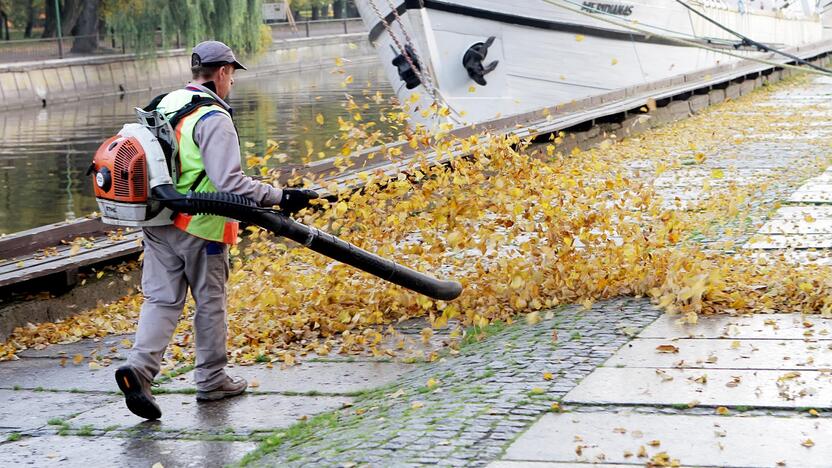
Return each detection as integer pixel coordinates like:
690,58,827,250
355,0,823,126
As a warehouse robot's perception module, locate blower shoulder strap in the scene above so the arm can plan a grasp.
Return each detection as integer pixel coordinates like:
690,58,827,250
143,93,168,112
168,95,220,130
168,95,222,193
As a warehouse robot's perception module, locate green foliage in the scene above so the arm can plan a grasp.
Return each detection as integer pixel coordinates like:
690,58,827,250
104,0,265,55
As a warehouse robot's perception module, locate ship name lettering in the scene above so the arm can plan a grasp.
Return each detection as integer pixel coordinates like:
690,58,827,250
581,2,634,16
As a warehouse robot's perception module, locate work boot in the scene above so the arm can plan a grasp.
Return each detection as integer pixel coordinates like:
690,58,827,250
115,365,162,420
196,376,248,402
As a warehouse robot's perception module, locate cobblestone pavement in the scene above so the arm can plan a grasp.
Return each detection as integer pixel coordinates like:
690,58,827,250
246,298,661,466
0,298,660,467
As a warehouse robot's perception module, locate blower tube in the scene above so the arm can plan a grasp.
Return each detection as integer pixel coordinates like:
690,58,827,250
151,184,463,301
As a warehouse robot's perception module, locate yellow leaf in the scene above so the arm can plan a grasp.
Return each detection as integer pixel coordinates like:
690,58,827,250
803,439,815,448
315,113,324,125
426,378,439,389
543,372,553,381
468,86,476,93
716,406,730,415
711,168,724,179
250,378,260,388
411,401,424,409
530,387,545,395
611,57,618,65
72,354,83,365
88,361,102,370
575,34,585,42
96,271,104,279
334,57,344,67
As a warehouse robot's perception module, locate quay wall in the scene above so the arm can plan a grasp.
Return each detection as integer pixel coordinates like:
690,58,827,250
0,33,376,111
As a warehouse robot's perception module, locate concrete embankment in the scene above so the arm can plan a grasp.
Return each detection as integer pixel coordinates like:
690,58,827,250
0,33,376,111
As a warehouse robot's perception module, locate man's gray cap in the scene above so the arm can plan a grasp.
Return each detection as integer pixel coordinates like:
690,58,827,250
192,41,247,71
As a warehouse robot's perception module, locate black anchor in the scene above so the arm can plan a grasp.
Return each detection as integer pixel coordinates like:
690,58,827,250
463,36,499,86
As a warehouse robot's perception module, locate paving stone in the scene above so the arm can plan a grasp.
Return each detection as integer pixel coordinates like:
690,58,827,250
759,218,832,234
17,334,133,360
490,463,633,468
789,188,832,203
501,412,832,467
638,313,832,340
745,233,832,249
163,361,412,394
0,357,122,392
0,435,256,468
0,389,116,432
67,393,351,433
606,338,832,370
565,367,832,408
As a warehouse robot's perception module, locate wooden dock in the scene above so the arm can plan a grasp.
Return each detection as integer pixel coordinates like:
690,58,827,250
2,38,831,297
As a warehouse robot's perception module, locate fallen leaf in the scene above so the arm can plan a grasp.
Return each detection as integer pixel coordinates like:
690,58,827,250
656,344,679,354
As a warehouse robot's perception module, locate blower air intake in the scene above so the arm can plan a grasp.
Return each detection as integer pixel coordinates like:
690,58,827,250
88,110,462,301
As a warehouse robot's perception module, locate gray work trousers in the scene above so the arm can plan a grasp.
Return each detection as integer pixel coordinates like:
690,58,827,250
127,225,230,391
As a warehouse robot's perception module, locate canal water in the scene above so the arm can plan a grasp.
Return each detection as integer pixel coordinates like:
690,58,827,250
0,62,390,235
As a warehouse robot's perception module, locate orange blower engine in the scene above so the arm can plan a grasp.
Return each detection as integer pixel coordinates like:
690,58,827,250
89,116,177,227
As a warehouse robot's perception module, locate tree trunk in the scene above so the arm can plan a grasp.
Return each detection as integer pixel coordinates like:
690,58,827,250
333,0,344,18
345,0,359,18
1,10,9,41
70,0,100,54
42,0,57,38
61,0,85,36
311,6,319,20
24,0,36,38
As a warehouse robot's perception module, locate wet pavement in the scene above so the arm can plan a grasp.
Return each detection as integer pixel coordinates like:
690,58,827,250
0,320,448,466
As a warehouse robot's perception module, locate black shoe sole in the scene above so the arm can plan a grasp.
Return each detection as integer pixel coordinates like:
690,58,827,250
115,366,162,420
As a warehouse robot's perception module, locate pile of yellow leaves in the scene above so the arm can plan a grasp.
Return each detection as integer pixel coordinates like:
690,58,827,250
2,75,831,363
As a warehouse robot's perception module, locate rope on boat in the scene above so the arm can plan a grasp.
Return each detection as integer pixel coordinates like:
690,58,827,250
543,0,832,77
556,0,736,45
675,0,832,76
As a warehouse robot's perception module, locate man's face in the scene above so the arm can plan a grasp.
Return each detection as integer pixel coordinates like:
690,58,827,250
215,64,236,100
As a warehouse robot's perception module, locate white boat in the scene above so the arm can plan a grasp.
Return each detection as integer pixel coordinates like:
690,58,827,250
353,0,826,127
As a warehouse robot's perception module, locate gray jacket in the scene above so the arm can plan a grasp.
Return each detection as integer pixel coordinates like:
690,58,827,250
188,83,283,207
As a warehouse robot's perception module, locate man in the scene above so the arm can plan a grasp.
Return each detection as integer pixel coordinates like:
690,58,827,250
115,41,317,420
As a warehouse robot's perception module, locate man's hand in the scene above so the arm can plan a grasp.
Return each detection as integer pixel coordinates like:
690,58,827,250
278,188,319,215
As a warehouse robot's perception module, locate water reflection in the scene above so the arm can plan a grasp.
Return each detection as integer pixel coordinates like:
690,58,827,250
0,62,390,234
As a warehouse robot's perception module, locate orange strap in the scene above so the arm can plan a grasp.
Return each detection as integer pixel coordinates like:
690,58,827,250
172,213,239,245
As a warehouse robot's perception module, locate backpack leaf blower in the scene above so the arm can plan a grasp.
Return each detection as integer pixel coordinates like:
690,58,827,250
88,106,463,301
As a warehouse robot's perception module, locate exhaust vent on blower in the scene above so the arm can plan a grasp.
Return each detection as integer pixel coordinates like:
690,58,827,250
113,139,146,199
